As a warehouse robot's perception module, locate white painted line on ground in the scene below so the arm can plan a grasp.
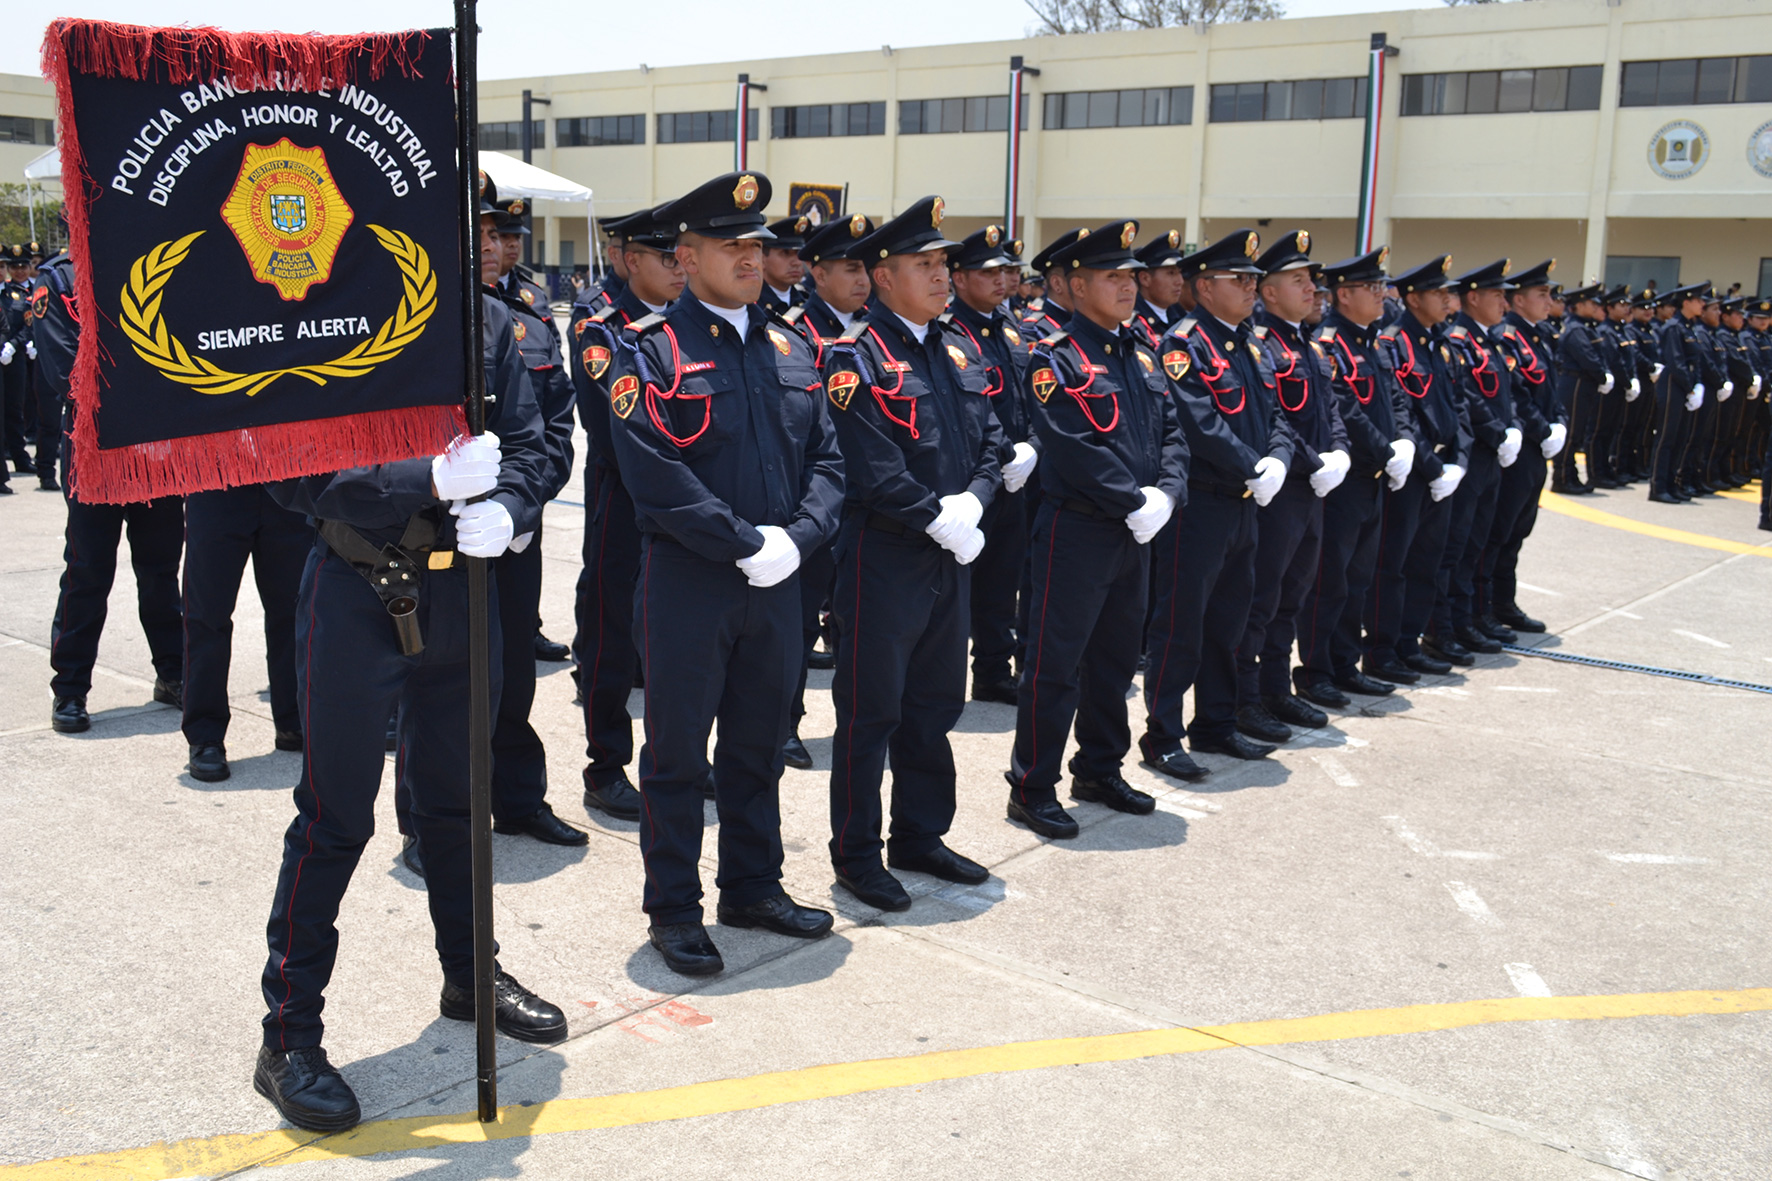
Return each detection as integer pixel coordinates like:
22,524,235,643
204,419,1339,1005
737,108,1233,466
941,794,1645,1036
1445,881,1502,927
1614,610,1644,620
1381,816,1500,860
1602,852,1712,865
1151,795,1210,820
1516,581,1562,596
1313,754,1360,787
1418,686,1472,698
1492,685,1557,692
1504,962,1553,997
1672,628,1730,648
1441,850,1501,861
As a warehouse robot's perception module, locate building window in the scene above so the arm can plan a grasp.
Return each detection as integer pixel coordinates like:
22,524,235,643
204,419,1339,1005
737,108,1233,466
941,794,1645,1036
1040,86,1193,130
899,95,1030,134
1605,256,1681,296
657,109,760,144
1401,66,1603,116
771,102,886,139
1619,56,1772,107
0,115,54,145
556,115,644,147
478,120,545,151
1209,77,1367,122
1760,259,1772,299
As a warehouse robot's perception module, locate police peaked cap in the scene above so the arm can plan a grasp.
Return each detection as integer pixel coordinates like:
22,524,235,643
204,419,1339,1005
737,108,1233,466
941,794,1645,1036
598,210,644,241
1393,254,1455,294
1134,229,1186,269
1319,247,1390,287
1721,295,1747,312
1255,229,1315,277
1549,283,1564,299
493,197,530,236
0,244,25,263
662,172,775,239
799,214,876,264
476,171,502,216
615,204,679,253
1452,259,1512,292
1505,259,1556,290
949,225,1018,271
855,196,960,260
1702,284,1722,304
1049,220,1145,272
1602,283,1632,304
1563,282,1604,304
1747,297,1772,316
765,216,812,251
1660,282,1708,306
1180,229,1262,276
28,242,43,259
1028,229,1084,274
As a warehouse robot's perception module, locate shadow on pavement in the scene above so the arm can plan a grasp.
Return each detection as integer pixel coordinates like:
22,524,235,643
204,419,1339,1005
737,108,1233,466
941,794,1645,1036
623,929,854,994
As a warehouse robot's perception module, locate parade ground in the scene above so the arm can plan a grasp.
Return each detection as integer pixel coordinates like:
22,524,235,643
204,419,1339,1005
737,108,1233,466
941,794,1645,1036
1,429,1768,1180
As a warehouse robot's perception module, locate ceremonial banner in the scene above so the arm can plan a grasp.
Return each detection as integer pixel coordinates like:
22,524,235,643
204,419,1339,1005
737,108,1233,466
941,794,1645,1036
787,182,846,226
42,21,466,502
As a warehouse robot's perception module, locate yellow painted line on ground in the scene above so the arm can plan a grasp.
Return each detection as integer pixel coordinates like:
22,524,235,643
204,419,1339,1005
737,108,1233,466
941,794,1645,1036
7,987,1769,1179
1538,490,1772,557
1715,487,1759,504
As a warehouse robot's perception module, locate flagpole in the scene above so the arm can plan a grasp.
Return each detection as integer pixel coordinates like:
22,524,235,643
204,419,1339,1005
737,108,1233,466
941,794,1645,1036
453,0,498,1125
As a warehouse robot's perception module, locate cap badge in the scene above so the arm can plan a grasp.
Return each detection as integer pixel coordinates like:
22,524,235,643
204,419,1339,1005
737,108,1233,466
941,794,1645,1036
1076,227,1090,239
795,217,809,235
849,213,867,238
931,197,945,227
1166,229,1180,248
1012,240,1023,256
1378,246,1390,268
1296,230,1309,253
1441,255,1453,275
985,225,1001,246
509,199,525,217
477,170,487,197
1547,258,1557,273
1120,222,1136,249
1502,258,1511,273
733,175,759,210
1244,233,1259,258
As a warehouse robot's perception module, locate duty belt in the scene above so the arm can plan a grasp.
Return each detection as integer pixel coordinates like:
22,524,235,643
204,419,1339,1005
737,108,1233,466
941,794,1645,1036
317,512,451,656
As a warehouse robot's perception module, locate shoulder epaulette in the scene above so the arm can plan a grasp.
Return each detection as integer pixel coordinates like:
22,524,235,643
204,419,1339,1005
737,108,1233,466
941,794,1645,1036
780,305,806,326
937,311,955,326
626,311,667,334
1252,325,1269,340
1039,328,1070,348
1447,324,1468,339
590,305,620,324
1317,326,1339,343
1170,317,1197,339
839,318,869,344
1378,325,1401,341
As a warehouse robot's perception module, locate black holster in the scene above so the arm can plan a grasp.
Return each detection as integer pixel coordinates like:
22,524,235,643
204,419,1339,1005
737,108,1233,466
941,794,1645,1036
317,512,446,656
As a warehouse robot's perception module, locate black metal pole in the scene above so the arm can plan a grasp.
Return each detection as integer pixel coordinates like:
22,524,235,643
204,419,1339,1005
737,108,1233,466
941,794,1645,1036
453,0,497,1125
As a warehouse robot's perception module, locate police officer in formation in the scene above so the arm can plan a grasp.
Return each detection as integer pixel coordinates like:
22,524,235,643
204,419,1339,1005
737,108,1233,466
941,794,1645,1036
2,241,42,482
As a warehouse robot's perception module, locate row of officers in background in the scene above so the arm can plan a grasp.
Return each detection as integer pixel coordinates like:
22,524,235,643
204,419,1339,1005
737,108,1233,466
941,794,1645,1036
11,169,1771,1133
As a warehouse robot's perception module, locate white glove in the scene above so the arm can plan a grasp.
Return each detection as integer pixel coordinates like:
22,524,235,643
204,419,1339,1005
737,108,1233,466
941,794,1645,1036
1497,427,1523,468
951,525,986,566
25,341,36,361
1308,449,1351,498
509,531,535,554
736,524,801,587
450,499,515,559
1428,463,1465,502
1246,456,1287,507
1686,385,1704,412
1625,377,1641,402
1125,486,1175,544
1718,380,1733,402
431,432,501,501
1651,362,1665,382
1384,438,1416,490
1599,371,1615,394
1541,422,1567,458
926,491,985,548
1001,442,1038,494
0,342,13,366
1751,374,1763,399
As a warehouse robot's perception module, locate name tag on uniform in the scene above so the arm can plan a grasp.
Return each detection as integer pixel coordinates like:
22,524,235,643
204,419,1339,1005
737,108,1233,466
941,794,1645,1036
882,360,912,373
1080,363,1108,374
681,360,716,374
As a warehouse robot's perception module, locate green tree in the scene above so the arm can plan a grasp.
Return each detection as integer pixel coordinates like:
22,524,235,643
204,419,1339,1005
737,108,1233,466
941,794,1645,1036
1025,0,1283,34
0,183,63,252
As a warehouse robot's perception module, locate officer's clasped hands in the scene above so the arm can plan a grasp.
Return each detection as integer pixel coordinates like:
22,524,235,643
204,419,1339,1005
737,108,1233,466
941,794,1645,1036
1497,427,1523,468
1625,377,1641,402
0,341,13,366
1246,456,1287,507
1686,384,1705,412
926,491,985,550
1308,449,1351,498
736,525,801,587
1384,437,1415,489
1125,486,1175,544
1718,380,1734,402
432,432,501,501
1428,463,1465,502
1541,421,1568,458
1001,441,1038,493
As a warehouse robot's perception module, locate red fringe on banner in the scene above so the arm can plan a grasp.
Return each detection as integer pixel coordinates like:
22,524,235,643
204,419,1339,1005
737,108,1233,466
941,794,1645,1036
40,20,459,504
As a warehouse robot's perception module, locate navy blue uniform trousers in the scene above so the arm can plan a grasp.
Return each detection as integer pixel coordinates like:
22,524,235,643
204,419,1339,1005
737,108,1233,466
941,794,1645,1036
50,495,184,699
1297,474,1384,682
1482,452,1546,617
828,520,967,873
1649,384,1696,496
969,486,1028,683
180,485,311,745
1238,477,1322,702
574,465,641,789
1364,479,1429,659
490,530,548,823
262,543,503,1050
1009,502,1146,801
634,535,797,925
1144,487,1257,751
1431,449,1500,636
1398,489,1454,656
2,360,30,467
792,540,835,724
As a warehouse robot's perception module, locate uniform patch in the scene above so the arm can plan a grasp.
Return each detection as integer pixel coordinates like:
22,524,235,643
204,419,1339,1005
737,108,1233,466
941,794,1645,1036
1163,350,1190,380
513,320,528,342
31,285,48,319
610,374,639,419
827,369,860,411
1136,350,1155,373
767,328,793,356
520,288,535,305
583,344,610,379
681,360,716,373
1031,367,1058,403
574,317,592,339
945,343,969,370
1003,326,1022,346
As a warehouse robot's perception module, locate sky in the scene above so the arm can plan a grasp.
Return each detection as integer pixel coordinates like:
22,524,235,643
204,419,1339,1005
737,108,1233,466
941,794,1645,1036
3,0,1442,79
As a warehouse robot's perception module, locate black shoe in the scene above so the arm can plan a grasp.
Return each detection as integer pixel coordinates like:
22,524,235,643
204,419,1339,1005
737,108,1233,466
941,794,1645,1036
971,676,1019,705
1402,651,1453,675
275,729,304,752
584,776,642,821
1333,669,1395,697
400,833,424,877
1477,616,1517,644
1453,625,1503,655
1235,703,1293,744
1550,482,1591,495
188,742,230,782
38,473,59,491
152,677,182,708
51,695,90,733
533,633,571,662
1293,675,1351,710
1070,771,1156,815
1421,635,1475,667
1005,794,1081,840
1648,490,1685,504
807,648,836,671
1189,730,1275,761
889,843,990,884
1363,656,1420,685
834,863,913,910
254,1045,361,1132
1139,744,1209,783
0,482,11,495
782,733,813,770
649,923,723,976
718,891,836,937
439,970,567,1043
1264,693,1328,730
493,803,589,846
12,455,35,475
1494,605,1545,634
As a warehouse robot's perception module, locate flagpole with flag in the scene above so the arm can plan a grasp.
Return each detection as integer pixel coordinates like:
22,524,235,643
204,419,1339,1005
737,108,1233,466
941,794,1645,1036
1005,57,1038,245
1355,33,1393,254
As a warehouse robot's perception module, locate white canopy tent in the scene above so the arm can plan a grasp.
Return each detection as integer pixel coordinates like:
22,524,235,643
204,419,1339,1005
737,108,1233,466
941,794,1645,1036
478,151,596,285
21,146,62,244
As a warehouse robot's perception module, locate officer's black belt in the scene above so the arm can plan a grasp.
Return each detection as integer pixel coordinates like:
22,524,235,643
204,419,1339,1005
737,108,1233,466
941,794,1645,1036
864,511,912,536
1188,478,1255,499
1055,497,1112,520
317,512,450,657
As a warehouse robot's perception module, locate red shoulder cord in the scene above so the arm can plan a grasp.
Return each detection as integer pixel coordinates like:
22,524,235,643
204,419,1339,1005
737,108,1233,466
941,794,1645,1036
1510,330,1546,386
1063,338,1120,433
950,319,1005,397
1332,335,1374,405
1464,336,1500,397
1269,332,1309,413
864,327,919,440
643,323,712,448
1132,314,1161,350
1392,330,1433,400
1194,330,1246,414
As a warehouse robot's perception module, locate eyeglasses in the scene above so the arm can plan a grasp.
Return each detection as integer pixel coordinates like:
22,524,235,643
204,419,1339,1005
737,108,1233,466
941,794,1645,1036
1203,273,1257,289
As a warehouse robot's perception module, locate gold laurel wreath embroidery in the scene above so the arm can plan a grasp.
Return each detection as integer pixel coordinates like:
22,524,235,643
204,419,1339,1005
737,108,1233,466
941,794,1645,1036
118,224,437,398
